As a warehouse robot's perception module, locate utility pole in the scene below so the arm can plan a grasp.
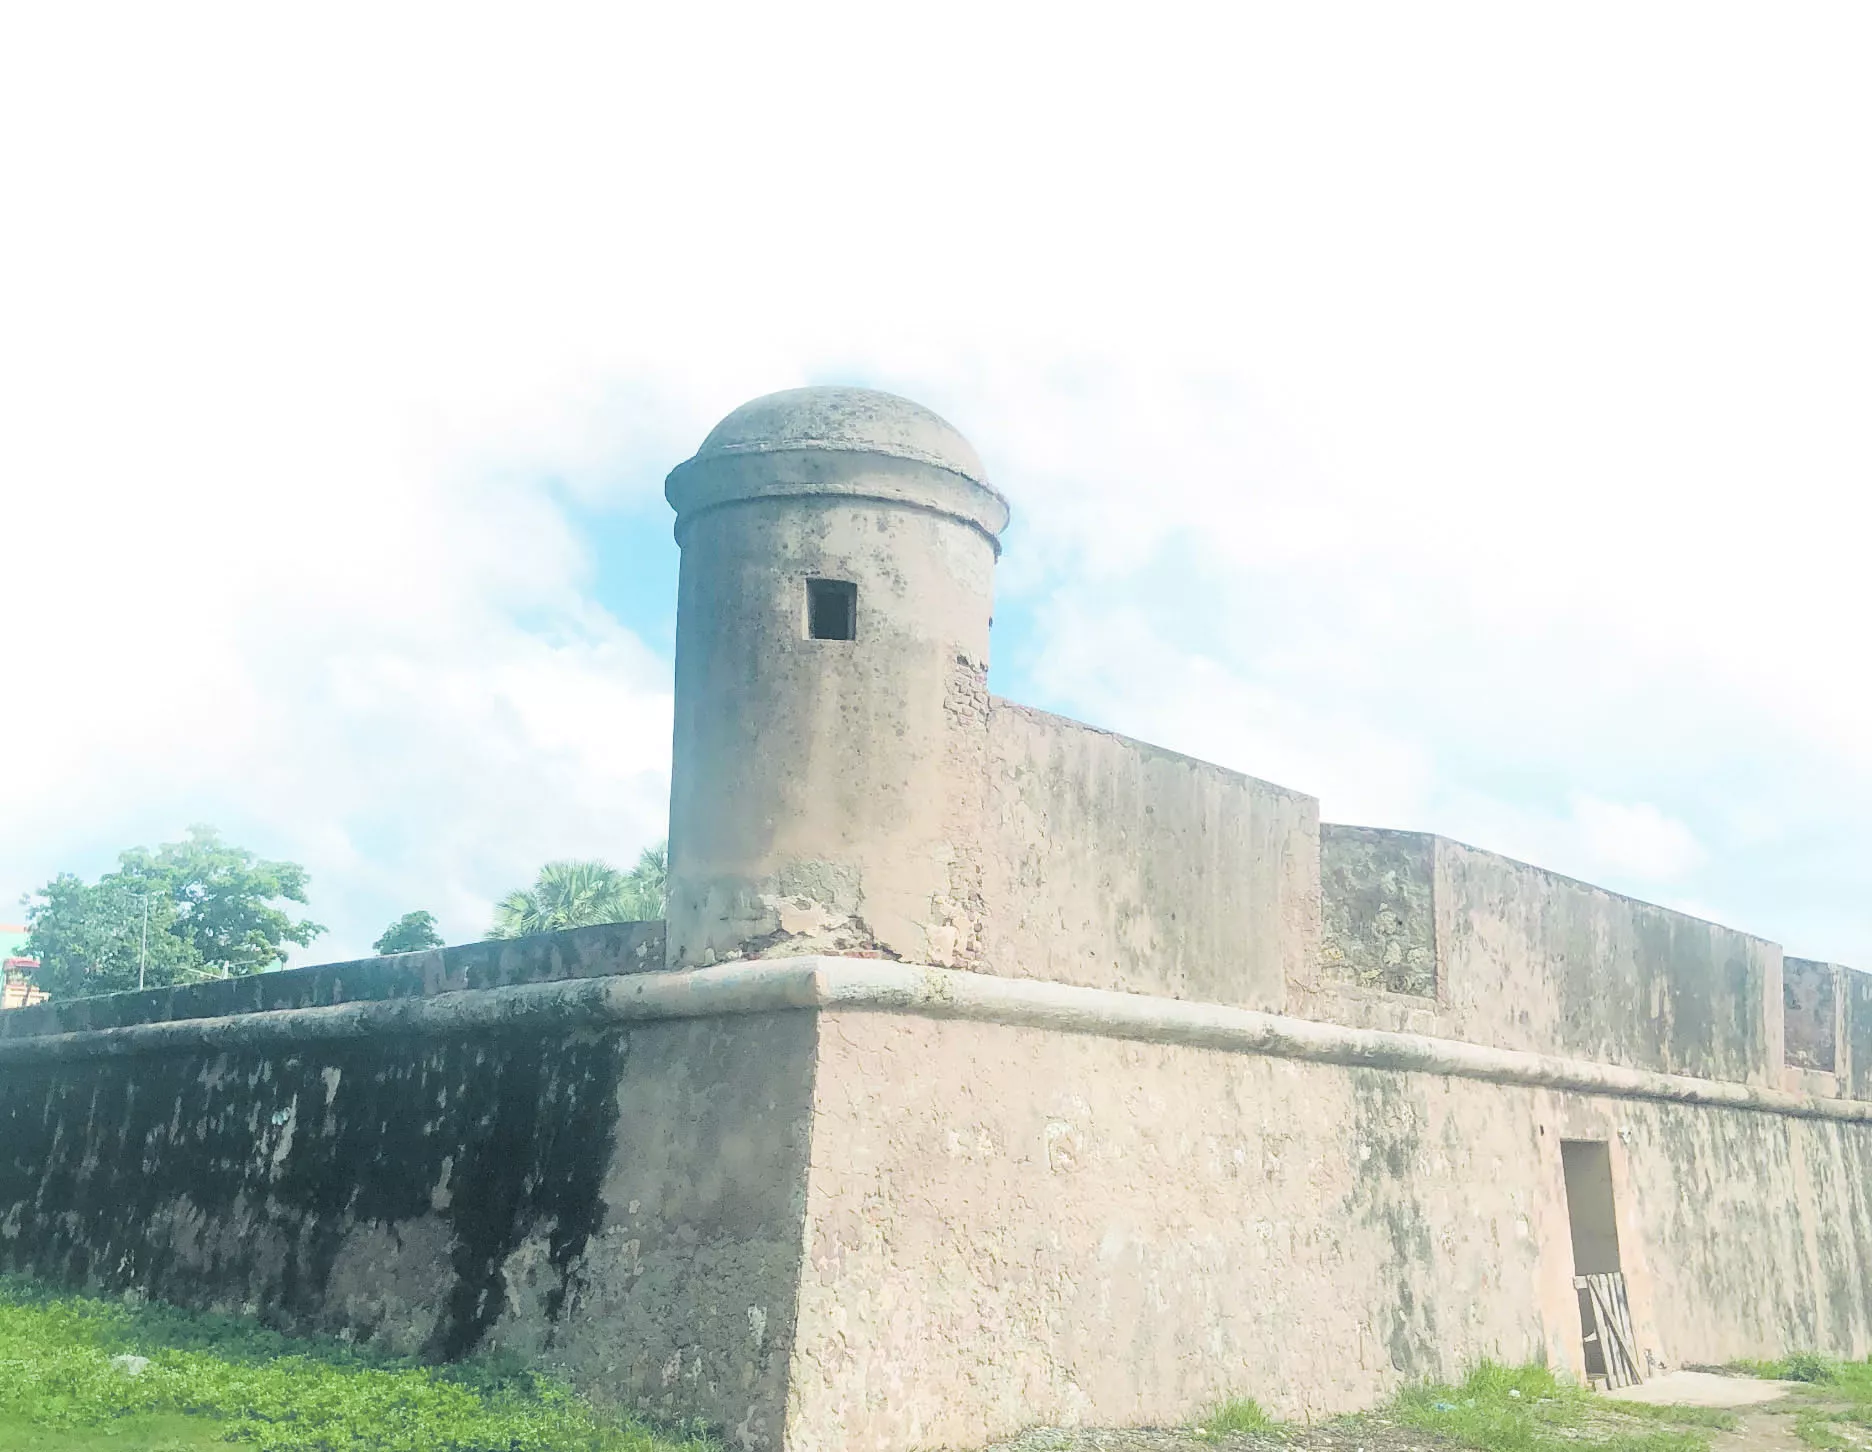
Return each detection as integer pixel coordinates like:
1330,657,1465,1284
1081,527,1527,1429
138,894,149,991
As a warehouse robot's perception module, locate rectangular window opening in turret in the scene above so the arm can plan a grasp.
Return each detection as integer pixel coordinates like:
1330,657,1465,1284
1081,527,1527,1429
806,578,857,640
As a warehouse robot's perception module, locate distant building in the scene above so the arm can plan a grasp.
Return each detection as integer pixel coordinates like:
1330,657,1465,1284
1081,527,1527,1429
0,925,47,1009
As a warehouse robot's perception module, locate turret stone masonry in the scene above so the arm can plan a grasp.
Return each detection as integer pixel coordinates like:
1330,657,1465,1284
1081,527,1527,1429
664,388,1009,969
3,386,1871,1452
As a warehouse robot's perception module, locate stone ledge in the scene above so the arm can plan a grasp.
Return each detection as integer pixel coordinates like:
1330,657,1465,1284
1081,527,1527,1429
0,921,666,1040
5,955,1870,1124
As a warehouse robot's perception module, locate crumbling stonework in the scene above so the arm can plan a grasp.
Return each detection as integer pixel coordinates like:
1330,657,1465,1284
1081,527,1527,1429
1785,957,1840,1073
1318,826,1437,998
662,391,1006,972
933,650,993,968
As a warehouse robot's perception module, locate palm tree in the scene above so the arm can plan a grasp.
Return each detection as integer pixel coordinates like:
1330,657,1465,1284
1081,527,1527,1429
487,844,668,939
618,842,667,921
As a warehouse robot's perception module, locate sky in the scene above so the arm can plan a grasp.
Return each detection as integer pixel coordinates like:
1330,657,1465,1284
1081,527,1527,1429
2,3,1869,968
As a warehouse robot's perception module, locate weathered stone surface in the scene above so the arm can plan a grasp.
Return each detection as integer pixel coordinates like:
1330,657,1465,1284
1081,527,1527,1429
486,1013,818,1449
783,1010,1872,1451
1850,967,1872,1101
664,388,1007,972
979,702,1319,1010
1318,825,1437,999
8,955,1872,1450
1434,839,1782,1086
0,979,814,1445
1298,834,1800,1089
1785,958,1840,1073
0,920,665,1040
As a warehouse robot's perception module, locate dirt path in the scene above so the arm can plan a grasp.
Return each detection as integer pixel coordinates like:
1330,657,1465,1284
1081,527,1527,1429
980,1370,1837,1452
1710,1388,1872,1452
1707,1402,1807,1452
985,1421,1453,1451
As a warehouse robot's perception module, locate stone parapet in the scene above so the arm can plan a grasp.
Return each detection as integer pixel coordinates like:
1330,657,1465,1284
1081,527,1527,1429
0,920,665,1040
6,958,1870,1124
6,957,1872,1448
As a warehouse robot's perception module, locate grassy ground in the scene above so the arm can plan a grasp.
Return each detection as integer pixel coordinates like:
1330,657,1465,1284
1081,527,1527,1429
1136,1362,1742,1452
0,1276,712,1452
9,1271,1865,1452
0,1408,239,1449
1731,1355,1872,1449
1179,1356,1872,1452
995,1363,1747,1451
1382,1362,1727,1451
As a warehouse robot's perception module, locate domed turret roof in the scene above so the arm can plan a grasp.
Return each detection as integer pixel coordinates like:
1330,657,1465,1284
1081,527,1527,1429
667,385,1009,544
689,386,989,485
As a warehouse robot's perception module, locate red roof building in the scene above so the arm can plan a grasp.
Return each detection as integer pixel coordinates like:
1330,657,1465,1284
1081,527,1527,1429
0,924,47,1009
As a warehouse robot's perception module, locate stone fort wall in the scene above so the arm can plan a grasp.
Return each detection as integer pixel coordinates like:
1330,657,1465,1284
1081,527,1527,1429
969,704,1860,1102
3,860,1868,1449
0,928,820,1450
6,385,1870,1451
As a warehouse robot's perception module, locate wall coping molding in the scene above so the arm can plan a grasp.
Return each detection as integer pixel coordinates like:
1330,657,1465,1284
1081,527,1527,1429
5,957,1868,1123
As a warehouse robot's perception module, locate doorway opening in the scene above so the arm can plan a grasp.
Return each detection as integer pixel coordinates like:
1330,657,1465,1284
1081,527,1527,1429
1562,1139,1621,1277
1561,1139,1642,1386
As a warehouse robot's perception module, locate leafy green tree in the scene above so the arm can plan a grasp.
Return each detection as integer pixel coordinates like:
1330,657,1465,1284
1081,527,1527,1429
372,910,445,955
122,828,324,976
620,842,668,921
23,826,325,998
21,873,196,996
488,842,667,939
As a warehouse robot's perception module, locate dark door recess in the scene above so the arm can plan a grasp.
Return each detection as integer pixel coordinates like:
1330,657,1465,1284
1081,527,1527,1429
1561,1139,1643,1388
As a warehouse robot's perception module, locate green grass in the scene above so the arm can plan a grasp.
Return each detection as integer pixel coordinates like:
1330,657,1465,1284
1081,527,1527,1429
0,1276,712,1452
1792,1408,1853,1449
1735,1352,1872,1396
1603,1402,1738,1430
1194,1362,1735,1451
0,1409,237,1449
1197,1395,1281,1436
1734,1353,1872,1449
1736,1351,1850,1385
1389,1361,1714,1452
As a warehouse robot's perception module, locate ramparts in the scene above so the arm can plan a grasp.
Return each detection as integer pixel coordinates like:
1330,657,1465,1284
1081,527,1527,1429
978,701,1317,1007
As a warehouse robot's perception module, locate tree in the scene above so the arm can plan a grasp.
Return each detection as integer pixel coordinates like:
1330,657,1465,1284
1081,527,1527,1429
373,910,445,955
21,873,196,997
488,843,667,939
620,842,668,921
24,826,325,998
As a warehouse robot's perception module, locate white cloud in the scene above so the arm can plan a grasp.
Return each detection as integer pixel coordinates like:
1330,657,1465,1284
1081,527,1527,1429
0,387,674,954
1569,797,1709,884
1,2,1869,965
